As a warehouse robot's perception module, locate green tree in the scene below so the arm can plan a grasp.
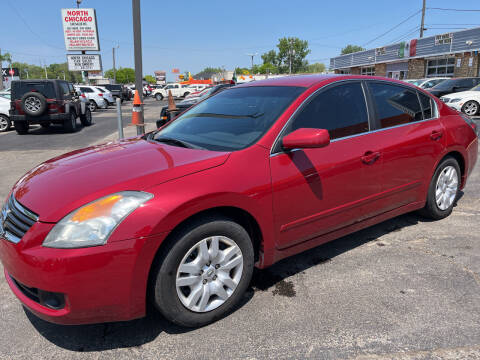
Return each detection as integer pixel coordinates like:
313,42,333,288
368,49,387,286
261,50,278,67
274,37,310,74
341,44,365,55
0,52,12,64
194,67,223,79
144,75,156,84
305,62,326,73
235,67,250,75
104,67,135,84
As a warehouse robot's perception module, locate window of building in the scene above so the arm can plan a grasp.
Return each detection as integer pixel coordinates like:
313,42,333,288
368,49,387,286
368,83,423,129
287,82,369,140
361,66,375,76
337,69,351,74
426,58,455,77
435,33,453,45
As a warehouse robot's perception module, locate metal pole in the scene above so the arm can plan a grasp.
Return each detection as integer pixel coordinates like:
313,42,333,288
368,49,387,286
116,97,124,139
132,0,145,135
420,0,426,38
113,47,116,83
0,48,3,90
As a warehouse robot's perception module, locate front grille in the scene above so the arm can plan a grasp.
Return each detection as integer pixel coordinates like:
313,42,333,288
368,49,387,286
0,195,38,244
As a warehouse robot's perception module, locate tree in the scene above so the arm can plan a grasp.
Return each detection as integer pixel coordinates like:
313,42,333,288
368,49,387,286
268,37,310,74
144,75,156,84
235,67,250,75
0,52,12,64
341,44,365,55
305,62,326,73
104,67,135,84
194,67,223,79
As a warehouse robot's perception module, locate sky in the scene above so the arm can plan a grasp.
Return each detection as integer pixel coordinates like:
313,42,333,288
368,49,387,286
2,0,480,81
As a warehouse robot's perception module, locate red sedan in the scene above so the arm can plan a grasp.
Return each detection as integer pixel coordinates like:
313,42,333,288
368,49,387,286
0,75,477,327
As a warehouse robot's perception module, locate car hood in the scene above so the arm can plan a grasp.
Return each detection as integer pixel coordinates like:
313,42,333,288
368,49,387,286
441,91,479,99
12,137,229,222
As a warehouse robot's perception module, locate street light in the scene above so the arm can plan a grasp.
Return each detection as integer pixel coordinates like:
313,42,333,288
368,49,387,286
76,0,82,8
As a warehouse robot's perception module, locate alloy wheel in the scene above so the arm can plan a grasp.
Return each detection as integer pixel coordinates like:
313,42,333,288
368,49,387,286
435,165,458,210
463,101,478,116
0,116,8,131
24,96,41,113
176,236,243,313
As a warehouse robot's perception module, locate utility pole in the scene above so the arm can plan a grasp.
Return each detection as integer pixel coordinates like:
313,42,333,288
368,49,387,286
0,48,3,90
24,69,29,79
112,47,117,83
420,0,426,38
247,53,257,71
132,0,145,135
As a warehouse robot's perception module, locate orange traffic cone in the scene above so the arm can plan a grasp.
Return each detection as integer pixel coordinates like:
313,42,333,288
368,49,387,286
131,90,143,126
167,90,177,111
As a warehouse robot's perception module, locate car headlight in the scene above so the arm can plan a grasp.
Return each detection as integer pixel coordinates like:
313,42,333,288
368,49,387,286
43,191,153,249
449,98,461,103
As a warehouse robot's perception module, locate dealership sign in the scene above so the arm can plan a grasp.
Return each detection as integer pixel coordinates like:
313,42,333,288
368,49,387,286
67,54,102,71
154,71,166,84
61,8,100,51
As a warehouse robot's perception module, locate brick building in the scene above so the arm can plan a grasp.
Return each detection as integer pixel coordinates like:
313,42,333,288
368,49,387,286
330,27,480,80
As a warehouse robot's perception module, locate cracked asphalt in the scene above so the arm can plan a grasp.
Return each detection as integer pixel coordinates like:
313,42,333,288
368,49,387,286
0,106,479,359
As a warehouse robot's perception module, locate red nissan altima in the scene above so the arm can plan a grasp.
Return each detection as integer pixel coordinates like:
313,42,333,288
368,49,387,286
0,75,477,327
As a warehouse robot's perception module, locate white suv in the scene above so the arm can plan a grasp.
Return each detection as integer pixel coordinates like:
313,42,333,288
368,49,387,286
152,83,191,101
75,85,108,112
95,86,115,106
0,96,11,132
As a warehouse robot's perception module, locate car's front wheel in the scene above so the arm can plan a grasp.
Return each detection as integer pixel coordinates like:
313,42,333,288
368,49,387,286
152,217,254,327
462,100,479,116
155,93,163,101
0,115,11,132
419,156,460,220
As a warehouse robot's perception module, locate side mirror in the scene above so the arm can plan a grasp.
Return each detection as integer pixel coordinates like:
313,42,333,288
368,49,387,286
282,128,330,150
451,86,458,92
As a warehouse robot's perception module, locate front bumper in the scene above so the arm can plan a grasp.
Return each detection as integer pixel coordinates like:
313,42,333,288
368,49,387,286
0,222,167,325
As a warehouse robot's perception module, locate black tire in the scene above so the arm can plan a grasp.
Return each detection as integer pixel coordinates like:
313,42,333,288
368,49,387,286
14,121,29,135
80,108,92,126
152,217,254,328
0,115,11,132
89,100,97,112
183,92,190,98
63,112,77,133
419,156,461,220
21,92,47,117
40,122,50,128
155,93,163,101
461,100,479,116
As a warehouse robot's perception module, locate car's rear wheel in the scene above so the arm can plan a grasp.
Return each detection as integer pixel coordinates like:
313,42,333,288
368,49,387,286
64,112,77,133
419,156,460,220
152,217,254,328
0,115,11,132
462,100,479,116
14,121,29,135
89,101,97,112
80,108,92,126
155,93,163,101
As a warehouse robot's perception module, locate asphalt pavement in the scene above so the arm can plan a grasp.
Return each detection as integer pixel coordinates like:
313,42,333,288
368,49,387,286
0,108,479,359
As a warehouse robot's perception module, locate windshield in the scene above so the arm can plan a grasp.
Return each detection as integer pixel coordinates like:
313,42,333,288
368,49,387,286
152,86,304,151
470,84,480,91
431,79,456,90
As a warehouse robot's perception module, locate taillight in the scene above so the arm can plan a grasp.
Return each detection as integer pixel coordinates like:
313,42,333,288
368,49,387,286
98,93,103,97
81,94,86,98
460,113,478,135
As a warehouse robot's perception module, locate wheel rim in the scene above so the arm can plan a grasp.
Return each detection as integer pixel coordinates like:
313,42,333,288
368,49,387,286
25,96,41,113
0,116,8,131
176,236,243,313
89,103,95,111
464,102,478,116
435,165,458,210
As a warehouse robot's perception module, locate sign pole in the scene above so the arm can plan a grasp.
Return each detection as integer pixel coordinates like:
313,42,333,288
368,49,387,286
132,0,145,135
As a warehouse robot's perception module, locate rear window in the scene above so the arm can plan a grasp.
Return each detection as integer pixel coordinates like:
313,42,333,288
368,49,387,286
12,82,55,99
105,85,122,90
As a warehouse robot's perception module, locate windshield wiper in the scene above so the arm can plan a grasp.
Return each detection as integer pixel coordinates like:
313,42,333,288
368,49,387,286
153,136,203,150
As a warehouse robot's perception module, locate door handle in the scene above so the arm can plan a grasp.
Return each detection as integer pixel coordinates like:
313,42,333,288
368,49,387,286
361,151,380,165
430,130,443,141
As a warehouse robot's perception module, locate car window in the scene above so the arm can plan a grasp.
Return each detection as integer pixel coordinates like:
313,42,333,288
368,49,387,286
369,83,423,129
418,92,433,119
174,85,179,88
12,82,56,99
59,82,70,96
68,83,74,92
287,82,369,140
154,86,304,151
80,87,93,93
96,87,105,93
456,78,475,88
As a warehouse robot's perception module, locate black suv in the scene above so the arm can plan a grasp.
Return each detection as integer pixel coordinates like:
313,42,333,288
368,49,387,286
428,77,480,98
10,79,92,134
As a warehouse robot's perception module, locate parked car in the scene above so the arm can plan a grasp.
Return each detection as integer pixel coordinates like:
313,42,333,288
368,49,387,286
428,77,480,98
1,75,477,328
10,79,92,134
0,96,11,132
157,83,235,127
408,77,449,89
103,84,125,103
75,85,108,112
95,86,115,106
152,83,192,101
440,83,480,116
0,87,11,99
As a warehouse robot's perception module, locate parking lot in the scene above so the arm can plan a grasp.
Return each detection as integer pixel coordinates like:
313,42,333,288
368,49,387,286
1,101,480,359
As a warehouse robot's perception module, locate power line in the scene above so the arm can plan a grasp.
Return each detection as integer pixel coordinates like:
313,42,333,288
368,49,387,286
426,23,480,26
388,25,420,43
427,7,480,12
362,9,421,47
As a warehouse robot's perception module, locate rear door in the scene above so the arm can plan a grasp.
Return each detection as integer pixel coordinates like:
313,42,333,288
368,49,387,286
364,81,446,213
270,81,384,249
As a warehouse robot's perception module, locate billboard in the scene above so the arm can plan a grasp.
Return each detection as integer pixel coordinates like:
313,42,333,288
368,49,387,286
172,68,180,73
154,71,166,84
67,54,102,71
61,8,100,51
